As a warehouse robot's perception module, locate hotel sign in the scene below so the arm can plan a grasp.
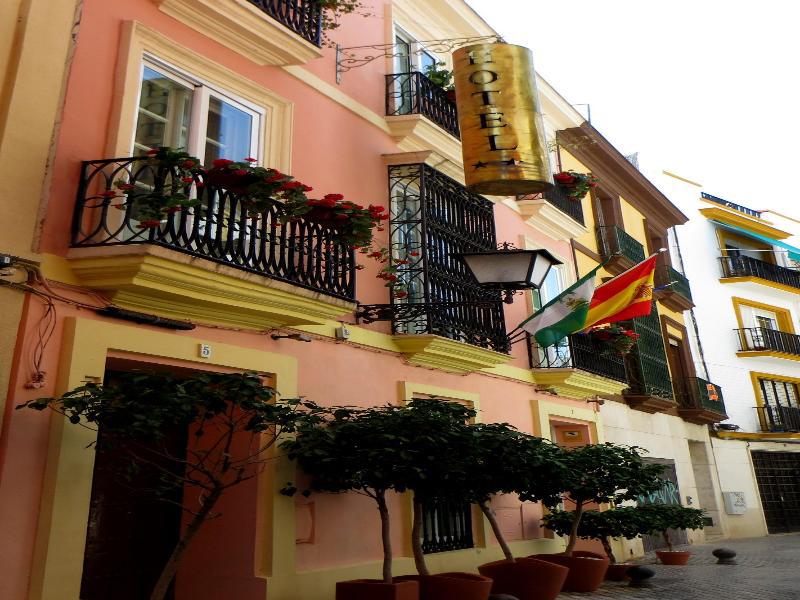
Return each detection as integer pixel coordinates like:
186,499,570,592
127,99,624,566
453,43,552,195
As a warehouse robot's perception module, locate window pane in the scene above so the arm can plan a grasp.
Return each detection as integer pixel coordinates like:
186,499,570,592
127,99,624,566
205,97,253,167
420,52,437,72
135,67,193,154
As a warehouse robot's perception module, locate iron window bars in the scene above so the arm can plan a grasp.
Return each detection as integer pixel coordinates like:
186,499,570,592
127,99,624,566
357,164,508,353
72,157,356,301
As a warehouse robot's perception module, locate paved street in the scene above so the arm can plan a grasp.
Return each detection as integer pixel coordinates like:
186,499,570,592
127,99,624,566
559,534,800,599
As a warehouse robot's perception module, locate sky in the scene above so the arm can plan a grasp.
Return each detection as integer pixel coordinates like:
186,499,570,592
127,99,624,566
466,0,799,218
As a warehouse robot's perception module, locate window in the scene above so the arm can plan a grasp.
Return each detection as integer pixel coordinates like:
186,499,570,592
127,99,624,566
759,378,799,409
134,60,263,167
532,265,563,310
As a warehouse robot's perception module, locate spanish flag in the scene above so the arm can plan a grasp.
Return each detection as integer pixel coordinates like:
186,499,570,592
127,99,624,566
520,254,657,347
584,253,658,329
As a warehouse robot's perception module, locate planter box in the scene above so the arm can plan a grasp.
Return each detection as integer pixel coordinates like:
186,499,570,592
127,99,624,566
532,553,609,593
336,579,419,600
478,558,567,600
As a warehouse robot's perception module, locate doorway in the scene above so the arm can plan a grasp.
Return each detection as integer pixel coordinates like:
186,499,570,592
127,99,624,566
80,371,188,600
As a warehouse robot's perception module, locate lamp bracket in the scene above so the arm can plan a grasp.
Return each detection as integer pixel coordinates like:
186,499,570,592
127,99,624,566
355,301,502,324
335,35,503,82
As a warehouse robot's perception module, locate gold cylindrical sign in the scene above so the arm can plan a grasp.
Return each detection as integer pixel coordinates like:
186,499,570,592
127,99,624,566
453,43,552,195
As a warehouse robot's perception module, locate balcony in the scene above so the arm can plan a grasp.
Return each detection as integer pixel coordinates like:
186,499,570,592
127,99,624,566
154,0,323,65
654,262,694,311
720,255,800,293
597,225,646,274
385,72,459,138
736,327,800,360
756,404,800,433
529,333,628,399
68,157,356,329
701,192,762,218
516,183,587,242
384,73,463,180
676,377,728,425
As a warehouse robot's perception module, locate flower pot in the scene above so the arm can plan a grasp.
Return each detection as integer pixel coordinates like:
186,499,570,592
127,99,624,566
477,558,567,600
426,572,493,600
656,550,691,565
531,554,609,593
553,173,575,184
336,579,419,600
604,563,635,581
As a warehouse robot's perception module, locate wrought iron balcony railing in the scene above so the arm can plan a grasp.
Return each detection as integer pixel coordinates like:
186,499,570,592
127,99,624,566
675,377,727,416
719,255,800,290
597,225,646,264
543,183,585,225
736,327,800,356
246,0,323,46
701,192,762,218
72,157,356,301
385,72,460,138
529,333,626,382
756,404,800,433
655,264,692,302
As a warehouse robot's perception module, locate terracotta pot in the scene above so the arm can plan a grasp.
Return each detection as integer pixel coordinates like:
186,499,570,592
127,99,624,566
553,173,575,184
477,558,568,600
336,579,419,600
604,563,635,581
532,553,609,593
426,572,492,600
656,550,691,565
395,573,491,600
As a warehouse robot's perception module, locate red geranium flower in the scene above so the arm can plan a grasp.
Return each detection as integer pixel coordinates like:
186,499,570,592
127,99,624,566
233,169,248,176
324,193,344,201
212,158,234,168
245,157,257,163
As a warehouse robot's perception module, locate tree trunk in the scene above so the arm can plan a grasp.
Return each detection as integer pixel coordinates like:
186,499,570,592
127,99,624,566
149,487,222,600
411,498,430,576
563,502,583,556
375,490,393,584
663,530,673,552
601,536,616,563
479,501,514,562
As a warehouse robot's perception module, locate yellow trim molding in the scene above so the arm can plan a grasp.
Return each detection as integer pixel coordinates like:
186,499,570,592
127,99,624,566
737,351,800,362
385,114,465,183
30,317,298,600
732,296,795,333
392,334,512,374
531,399,603,442
720,276,800,296
700,204,792,239
67,246,354,330
516,197,588,242
716,431,800,441
110,21,293,170
152,0,323,65
531,369,628,400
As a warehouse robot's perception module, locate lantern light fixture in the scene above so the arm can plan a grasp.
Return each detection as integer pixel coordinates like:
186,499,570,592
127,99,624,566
455,243,562,303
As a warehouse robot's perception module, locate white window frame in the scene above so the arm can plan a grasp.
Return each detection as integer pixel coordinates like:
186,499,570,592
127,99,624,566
134,56,265,164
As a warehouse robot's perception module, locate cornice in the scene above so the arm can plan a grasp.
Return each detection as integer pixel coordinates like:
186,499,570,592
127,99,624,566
558,123,688,231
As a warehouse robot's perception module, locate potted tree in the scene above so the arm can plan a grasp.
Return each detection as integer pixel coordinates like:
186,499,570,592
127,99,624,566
393,400,494,600
469,425,570,600
18,372,312,600
636,503,706,565
532,444,664,593
542,507,643,581
280,404,420,600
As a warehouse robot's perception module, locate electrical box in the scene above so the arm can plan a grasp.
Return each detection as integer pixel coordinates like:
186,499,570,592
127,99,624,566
722,491,747,515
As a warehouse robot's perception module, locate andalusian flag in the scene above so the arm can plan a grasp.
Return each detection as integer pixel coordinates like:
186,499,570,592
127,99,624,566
520,264,602,347
520,254,659,347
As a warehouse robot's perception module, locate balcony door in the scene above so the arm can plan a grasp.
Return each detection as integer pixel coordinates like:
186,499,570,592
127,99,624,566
391,29,437,115
666,337,691,401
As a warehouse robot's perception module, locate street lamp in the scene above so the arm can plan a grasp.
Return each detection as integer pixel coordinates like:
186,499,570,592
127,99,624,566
456,244,562,303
